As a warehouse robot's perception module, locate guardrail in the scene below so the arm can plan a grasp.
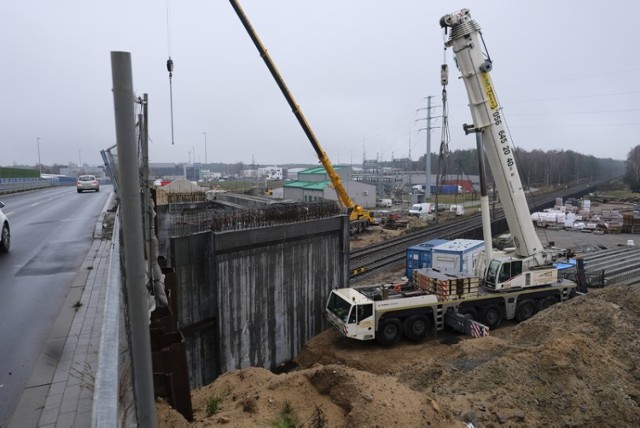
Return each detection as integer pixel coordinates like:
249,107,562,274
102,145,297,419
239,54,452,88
0,180,52,195
92,211,126,426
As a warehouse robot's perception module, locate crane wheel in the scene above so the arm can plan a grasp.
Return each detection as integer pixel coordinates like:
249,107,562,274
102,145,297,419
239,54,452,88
376,318,402,345
515,299,537,322
403,315,430,341
537,296,559,311
480,305,503,329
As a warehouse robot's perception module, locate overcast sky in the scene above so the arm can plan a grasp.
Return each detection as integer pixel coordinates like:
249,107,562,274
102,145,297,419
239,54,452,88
2,1,638,168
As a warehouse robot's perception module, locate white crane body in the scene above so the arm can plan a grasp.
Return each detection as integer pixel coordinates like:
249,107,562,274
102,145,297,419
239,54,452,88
441,9,565,291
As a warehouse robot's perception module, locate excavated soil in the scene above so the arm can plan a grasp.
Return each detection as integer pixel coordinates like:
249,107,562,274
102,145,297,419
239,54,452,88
158,284,640,427
158,206,640,427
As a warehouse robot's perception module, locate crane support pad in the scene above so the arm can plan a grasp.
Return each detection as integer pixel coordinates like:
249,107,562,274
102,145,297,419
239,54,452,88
445,311,490,338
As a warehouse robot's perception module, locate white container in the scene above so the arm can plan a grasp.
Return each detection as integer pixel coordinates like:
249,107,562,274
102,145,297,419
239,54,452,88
431,239,484,274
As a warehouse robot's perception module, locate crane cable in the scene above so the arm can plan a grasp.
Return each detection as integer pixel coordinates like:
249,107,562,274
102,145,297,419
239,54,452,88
166,0,175,145
436,34,452,214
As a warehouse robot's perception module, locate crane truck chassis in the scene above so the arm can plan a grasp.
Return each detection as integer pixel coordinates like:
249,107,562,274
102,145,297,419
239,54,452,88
326,269,576,345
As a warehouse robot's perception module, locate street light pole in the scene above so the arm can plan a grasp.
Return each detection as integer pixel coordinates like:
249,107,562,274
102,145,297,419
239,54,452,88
36,137,42,176
202,132,208,166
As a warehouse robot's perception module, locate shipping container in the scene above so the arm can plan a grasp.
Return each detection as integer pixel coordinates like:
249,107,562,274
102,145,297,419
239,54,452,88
430,184,462,194
405,239,449,278
431,239,485,274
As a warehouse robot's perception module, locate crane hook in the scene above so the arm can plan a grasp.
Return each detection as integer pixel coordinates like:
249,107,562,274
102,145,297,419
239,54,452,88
167,57,174,76
166,56,175,145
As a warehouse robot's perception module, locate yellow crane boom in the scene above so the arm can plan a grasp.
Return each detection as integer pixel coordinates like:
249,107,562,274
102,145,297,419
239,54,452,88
229,0,374,233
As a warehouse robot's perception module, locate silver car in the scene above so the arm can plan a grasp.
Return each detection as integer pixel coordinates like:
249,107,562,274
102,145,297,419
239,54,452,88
77,175,100,193
0,201,9,253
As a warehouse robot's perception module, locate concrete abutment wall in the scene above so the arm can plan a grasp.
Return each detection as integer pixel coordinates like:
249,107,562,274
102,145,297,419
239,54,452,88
171,215,349,388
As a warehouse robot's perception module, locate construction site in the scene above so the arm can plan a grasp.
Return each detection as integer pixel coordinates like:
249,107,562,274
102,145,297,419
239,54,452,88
149,175,640,426
144,6,640,426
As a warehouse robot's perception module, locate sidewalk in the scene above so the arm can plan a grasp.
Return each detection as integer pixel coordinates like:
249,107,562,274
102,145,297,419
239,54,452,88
9,200,113,427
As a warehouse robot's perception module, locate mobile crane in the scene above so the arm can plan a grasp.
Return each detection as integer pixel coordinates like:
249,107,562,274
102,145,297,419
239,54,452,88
229,0,375,234
325,9,576,345
440,8,567,291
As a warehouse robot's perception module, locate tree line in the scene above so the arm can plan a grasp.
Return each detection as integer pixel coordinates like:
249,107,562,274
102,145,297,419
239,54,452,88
407,148,625,189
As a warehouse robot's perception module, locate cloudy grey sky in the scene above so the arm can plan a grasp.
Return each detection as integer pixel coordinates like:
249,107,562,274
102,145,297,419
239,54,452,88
2,1,638,168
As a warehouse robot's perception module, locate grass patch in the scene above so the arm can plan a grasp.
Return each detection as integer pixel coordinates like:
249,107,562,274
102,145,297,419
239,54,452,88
206,392,229,416
268,401,298,428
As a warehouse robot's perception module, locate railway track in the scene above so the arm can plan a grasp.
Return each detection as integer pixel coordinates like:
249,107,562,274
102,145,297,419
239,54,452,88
349,182,602,281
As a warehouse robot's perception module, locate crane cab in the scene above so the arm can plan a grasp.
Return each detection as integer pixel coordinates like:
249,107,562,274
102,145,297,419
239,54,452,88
484,257,558,291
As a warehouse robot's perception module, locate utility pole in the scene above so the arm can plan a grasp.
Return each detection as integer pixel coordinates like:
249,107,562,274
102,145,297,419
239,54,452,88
416,95,439,199
110,51,156,426
408,138,412,204
36,137,42,176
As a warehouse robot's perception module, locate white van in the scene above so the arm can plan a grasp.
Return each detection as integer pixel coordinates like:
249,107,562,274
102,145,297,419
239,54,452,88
408,203,432,216
377,198,393,208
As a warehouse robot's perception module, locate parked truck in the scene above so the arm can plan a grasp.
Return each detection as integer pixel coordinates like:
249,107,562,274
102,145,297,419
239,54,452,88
325,9,578,345
431,184,462,195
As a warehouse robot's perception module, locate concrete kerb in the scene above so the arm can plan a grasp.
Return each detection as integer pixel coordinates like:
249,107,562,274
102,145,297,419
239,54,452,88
9,191,116,427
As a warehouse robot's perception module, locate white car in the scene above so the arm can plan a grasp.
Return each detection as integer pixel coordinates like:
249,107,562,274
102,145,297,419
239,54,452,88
77,175,100,193
0,201,9,253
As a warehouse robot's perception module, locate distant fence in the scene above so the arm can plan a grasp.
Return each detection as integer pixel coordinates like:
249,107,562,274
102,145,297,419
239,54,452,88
0,177,51,194
0,176,81,195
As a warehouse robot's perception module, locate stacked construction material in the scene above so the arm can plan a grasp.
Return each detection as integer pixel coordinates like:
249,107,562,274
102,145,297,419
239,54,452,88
413,268,480,302
622,211,640,234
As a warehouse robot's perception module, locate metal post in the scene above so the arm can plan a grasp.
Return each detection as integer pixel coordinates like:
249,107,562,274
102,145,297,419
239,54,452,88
36,137,42,176
203,132,208,166
110,51,156,426
140,93,154,310
425,95,432,199
576,258,587,293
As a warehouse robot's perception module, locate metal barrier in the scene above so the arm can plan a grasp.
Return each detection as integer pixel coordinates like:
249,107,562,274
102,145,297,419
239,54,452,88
0,180,51,194
92,212,122,427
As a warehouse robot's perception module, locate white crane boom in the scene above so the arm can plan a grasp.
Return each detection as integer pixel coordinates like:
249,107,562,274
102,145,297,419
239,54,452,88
441,9,544,262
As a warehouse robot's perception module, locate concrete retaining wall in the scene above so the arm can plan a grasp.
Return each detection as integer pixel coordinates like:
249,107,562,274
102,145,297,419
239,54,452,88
171,215,349,388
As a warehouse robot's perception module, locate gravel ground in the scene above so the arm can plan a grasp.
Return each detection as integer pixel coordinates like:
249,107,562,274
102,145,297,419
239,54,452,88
535,228,638,253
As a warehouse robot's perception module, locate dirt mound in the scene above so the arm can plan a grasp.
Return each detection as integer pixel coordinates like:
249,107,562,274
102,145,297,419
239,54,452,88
159,365,458,427
158,285,640,427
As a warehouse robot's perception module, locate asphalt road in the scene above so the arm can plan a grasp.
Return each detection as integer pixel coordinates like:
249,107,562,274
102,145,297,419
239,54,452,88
0,185,112,426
